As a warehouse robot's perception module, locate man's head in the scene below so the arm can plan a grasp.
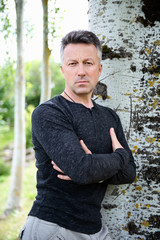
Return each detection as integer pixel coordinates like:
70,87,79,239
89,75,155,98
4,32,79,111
60,30,103,98
60,30,102,63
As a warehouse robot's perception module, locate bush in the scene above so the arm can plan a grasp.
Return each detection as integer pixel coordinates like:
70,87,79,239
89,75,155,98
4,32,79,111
25,105,34,149
0,59,15,127
0,159,10,177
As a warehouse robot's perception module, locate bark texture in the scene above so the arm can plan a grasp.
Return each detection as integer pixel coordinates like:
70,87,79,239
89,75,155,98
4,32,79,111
40,0,51,103
5,0,25,213
89,0,160,239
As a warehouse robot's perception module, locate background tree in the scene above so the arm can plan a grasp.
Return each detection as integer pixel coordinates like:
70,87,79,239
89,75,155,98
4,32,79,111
5,0,25,215
40,0,60,103
0,0,63,218
89,0,160,239
40,0,51,103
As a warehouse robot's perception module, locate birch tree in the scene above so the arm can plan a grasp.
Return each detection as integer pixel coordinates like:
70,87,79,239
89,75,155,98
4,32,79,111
40,0,51,103
5,0,25,215
89,0,160,239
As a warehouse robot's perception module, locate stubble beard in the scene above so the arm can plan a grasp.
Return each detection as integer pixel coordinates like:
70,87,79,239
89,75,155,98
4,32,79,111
71,84,94,97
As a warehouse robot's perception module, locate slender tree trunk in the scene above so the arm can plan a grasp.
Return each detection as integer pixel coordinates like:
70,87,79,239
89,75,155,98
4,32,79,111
40,0,51,103
5,0,25,214
89,0,160,239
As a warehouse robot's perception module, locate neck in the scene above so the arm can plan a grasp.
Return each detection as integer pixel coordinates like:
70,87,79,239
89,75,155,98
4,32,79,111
61,89,93,109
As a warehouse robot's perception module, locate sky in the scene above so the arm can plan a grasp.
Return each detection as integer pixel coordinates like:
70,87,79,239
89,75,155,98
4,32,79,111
0,0,88,64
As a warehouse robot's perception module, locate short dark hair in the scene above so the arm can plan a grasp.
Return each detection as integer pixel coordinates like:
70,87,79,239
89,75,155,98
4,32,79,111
60,30,102,62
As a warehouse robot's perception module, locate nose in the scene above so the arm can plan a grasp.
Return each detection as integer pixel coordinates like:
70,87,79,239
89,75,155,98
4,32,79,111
77,63,86,76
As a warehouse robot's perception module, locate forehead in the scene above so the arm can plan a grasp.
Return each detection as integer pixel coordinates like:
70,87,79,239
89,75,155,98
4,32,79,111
63,43,99,60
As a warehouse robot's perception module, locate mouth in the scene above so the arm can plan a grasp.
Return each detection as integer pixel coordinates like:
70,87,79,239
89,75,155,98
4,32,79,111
76,80,89,84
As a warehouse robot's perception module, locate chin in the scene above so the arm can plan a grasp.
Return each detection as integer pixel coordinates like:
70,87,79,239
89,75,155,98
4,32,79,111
73,87,93,95
75,89,93,96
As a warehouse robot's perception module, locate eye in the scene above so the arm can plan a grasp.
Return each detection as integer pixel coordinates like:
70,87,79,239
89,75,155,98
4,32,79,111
85,62,92,65
68,62,76,66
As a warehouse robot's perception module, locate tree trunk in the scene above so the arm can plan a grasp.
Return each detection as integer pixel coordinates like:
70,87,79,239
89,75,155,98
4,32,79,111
89,0,160,239
40,0,51,104
5,0,25,214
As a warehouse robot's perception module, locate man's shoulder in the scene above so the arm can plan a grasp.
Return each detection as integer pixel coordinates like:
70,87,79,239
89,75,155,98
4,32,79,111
95,102,119,118
32,95,65,118
35,95,63,110
32,95,74,124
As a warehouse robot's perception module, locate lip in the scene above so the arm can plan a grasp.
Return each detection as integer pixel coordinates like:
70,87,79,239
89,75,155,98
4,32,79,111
76,81,89,84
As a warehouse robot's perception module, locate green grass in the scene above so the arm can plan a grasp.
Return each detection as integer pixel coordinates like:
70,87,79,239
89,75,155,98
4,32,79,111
0,124,36,239
0,161,36,240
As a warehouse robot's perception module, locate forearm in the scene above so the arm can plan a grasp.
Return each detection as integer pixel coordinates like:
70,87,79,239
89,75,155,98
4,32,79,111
59,148,130,185
104,154,136,185
73,128,134,185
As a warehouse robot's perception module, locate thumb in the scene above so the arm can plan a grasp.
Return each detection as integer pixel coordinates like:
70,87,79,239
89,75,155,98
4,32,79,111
80,140,92,154
110,127,116,138
109,128,123,152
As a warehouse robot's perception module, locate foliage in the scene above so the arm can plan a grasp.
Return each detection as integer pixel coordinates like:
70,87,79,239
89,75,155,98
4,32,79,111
25,58,64,107
0,57,64,123
0,0,12,39
50,58,65,96
0,125,14,150
0,58,64,149
25,105,34,149
48,0,63,49
0,59,15,127
25,60,41,107
0,158,10,179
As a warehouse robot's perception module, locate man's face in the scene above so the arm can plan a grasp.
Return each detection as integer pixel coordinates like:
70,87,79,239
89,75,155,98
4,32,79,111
61,43,102,96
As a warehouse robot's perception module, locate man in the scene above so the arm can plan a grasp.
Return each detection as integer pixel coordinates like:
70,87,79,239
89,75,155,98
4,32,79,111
19,30,136,240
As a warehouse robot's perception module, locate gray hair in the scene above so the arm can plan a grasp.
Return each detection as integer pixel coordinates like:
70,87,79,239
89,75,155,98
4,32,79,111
60,30,102,63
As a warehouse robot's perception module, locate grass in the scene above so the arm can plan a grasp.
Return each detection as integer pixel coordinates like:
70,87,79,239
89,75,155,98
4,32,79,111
0,161,37,240
0,124,36,239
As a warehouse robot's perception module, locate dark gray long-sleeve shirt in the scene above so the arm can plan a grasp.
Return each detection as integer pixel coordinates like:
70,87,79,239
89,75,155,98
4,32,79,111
29,95,136,234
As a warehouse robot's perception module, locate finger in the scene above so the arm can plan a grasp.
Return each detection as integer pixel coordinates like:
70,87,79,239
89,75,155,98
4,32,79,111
57,174,72,181
52,161,64,173
109,128,117,140
110,128,121,143
109,128,123,151
80,140,92,154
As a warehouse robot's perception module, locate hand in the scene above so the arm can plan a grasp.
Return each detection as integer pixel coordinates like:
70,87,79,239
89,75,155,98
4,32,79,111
51,161,72,181
110,128,123,152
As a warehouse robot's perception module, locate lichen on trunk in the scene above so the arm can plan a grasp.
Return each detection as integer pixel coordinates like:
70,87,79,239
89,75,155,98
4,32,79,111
89,0,160,238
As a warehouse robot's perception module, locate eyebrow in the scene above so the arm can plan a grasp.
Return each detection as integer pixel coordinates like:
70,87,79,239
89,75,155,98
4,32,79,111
67,58,94,62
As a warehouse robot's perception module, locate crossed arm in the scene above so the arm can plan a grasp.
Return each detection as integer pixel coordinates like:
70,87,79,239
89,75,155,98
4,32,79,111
32,104,136,185
52,128,123,181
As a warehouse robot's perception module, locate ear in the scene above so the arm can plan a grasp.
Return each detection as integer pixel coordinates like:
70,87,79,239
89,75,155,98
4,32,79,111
61,65,64,76
99,64,103,77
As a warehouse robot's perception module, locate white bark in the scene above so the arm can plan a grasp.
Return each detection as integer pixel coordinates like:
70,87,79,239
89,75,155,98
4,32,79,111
5,0,25,213
89,0,160,239
40,0,51,104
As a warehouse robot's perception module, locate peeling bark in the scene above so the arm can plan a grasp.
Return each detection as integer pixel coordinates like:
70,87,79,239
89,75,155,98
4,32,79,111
89,0,160,238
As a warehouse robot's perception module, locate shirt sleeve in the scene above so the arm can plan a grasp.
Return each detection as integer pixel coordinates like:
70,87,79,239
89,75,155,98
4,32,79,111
104,114,136,185
32,104,136,185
